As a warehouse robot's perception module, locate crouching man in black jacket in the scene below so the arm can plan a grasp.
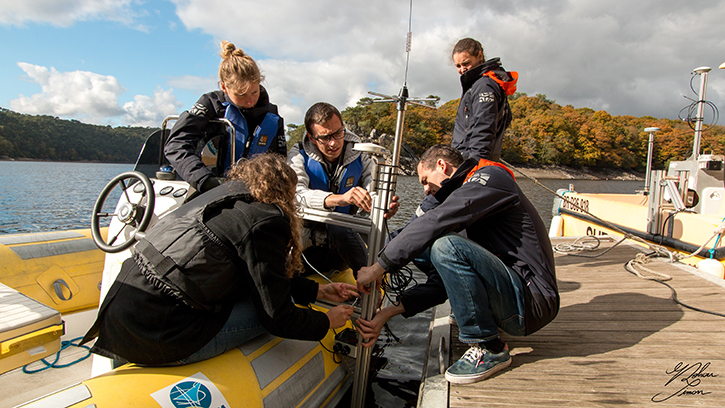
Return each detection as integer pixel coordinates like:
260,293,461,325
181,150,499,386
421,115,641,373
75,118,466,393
355,144,559,384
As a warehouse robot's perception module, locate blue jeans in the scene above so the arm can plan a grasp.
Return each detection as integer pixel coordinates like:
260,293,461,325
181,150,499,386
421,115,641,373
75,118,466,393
175,298,267,365
427,234,526,344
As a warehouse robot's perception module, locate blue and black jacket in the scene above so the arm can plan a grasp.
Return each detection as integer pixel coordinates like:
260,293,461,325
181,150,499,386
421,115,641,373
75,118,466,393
165,88,286,191
298,142,364,214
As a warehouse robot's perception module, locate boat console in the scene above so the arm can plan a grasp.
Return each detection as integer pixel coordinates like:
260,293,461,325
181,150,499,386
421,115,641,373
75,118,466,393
666,154,725,214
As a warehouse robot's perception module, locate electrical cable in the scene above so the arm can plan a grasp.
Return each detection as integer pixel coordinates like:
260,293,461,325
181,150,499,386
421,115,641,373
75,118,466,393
678,72,720,145
624,256,725,318
379,218,418,307
301,251,334,283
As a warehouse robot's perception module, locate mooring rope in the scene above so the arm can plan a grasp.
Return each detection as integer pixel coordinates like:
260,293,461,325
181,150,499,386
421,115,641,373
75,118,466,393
23,336,92,374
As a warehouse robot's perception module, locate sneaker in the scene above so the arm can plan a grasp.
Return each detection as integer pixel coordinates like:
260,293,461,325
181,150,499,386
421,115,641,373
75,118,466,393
445,344,511,384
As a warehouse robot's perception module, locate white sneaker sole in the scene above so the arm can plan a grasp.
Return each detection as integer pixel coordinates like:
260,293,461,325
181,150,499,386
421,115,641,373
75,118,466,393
445,357,512,384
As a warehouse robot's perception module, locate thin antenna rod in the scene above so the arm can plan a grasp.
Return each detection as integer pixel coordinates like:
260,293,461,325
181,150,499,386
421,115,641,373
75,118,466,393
404,0,413,85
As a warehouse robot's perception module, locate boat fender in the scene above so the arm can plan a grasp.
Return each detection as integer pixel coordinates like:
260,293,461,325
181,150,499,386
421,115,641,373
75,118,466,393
697,258,724,279
549,215,563,238
551,188,570,217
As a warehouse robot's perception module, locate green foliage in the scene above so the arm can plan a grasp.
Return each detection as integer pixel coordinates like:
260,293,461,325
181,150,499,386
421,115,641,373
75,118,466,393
285,123,306,151
0,108,152,162
502,96,725,170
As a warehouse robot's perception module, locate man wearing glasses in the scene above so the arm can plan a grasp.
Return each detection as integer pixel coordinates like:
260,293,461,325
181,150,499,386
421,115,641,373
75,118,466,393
288,102,398,275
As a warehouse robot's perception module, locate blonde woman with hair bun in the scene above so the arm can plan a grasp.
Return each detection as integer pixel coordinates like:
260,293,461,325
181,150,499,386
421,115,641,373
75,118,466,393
165,41,286,193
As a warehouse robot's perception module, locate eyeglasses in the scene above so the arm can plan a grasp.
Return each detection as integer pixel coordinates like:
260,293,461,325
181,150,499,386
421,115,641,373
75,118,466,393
310,126,345,144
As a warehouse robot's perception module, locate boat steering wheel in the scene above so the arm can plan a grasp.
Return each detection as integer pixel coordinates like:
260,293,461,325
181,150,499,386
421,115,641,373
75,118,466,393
91,171,155,253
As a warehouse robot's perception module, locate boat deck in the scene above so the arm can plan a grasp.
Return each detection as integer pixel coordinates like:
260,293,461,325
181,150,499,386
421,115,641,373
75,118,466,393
420,237,725,408
0,339,93,408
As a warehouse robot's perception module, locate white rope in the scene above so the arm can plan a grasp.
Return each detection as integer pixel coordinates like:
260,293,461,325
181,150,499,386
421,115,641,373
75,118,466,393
626,253,672,282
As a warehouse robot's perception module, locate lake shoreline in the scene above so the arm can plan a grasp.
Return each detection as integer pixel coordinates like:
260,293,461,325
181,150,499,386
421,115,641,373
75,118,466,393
1,157,645,181
507,164,645,181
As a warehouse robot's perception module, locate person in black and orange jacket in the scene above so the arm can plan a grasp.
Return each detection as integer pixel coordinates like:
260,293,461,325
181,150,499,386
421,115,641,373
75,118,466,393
451,37,518,162
392,38,519,237
355,145,558,385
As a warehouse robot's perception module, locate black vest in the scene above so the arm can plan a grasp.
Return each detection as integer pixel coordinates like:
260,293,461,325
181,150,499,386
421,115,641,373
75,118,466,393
133,181,259,311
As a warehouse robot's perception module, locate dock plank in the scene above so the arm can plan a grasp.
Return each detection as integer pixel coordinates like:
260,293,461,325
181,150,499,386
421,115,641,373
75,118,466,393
446,239,725,408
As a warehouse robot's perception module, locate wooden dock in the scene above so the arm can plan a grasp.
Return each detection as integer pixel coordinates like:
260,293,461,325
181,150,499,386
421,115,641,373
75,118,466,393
418,237,725,408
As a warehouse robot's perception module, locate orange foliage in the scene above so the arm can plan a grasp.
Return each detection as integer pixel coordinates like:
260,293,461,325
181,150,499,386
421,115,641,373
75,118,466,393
340,93,725,171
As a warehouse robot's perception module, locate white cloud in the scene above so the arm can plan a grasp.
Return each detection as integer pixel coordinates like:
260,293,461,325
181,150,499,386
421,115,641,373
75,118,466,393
261,54,403,126
10,62,126,122
0,0,139,27
168,0,725,124
166,75,218,96
10,62,183,126
171,0,413,60
5,0,725,128
123,87,184,127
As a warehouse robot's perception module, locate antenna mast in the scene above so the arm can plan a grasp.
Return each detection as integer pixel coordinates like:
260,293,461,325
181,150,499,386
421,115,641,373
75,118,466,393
350,1,437,407
691,66,711,160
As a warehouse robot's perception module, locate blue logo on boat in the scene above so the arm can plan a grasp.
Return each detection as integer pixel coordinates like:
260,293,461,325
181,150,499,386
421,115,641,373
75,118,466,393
169,381,212,408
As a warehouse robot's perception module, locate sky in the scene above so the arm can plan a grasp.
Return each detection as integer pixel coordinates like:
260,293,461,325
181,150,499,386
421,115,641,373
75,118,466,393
2,0,725,130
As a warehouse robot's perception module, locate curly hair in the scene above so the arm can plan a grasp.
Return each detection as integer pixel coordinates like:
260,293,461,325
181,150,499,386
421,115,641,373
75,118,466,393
218,40,265,93
227,154,303,277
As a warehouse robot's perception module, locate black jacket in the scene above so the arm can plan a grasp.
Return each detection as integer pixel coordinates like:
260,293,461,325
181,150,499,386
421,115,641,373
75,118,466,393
165,88,286,191
83,181,329,364
380,159,559,335
452,58,515,161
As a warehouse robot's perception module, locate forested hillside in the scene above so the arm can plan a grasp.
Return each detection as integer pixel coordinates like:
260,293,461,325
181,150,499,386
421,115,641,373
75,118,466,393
4,91,725,169
288,93,725,171
0,108,153,163
502,94,725,170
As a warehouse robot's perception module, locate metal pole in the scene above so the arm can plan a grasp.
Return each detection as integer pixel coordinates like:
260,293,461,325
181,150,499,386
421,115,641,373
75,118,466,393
350,87,408,408
692,67,711,160
643,127,659,195
391,87,409,171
